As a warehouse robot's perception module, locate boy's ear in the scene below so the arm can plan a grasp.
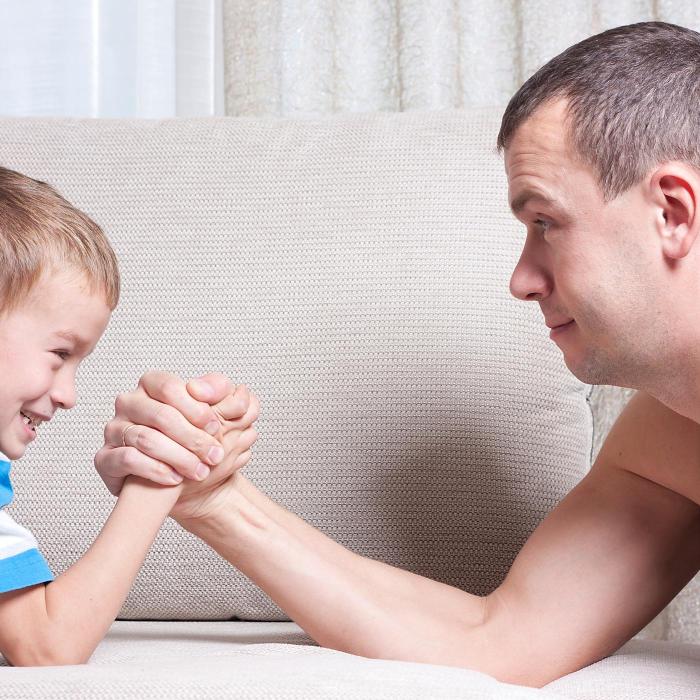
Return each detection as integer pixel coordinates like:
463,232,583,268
650,163,699,260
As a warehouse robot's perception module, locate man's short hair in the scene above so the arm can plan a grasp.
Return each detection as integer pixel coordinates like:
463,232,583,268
497,21,700,201
0,166,119,315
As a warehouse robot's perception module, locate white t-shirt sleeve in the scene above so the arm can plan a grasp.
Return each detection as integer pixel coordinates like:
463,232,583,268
0,455,53,593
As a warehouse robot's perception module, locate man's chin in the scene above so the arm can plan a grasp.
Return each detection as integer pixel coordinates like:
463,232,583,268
563,348,624,387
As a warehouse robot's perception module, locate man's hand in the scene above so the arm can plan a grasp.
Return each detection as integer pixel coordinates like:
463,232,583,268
169,377,261,524
95,371,258,496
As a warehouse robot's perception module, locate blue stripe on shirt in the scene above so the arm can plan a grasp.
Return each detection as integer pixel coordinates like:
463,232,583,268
0,455,54,591
0,548,53,593
0,458,12,509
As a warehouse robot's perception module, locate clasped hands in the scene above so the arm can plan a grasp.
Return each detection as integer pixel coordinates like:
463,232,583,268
94,371,260,522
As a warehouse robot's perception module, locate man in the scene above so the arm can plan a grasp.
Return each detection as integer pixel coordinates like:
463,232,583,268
95,21,700,688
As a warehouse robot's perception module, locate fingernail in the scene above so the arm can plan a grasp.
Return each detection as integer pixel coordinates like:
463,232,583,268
207,445,224,465
169,471,183,484
205,420,220,435
196,463,210,480
190,379,212,399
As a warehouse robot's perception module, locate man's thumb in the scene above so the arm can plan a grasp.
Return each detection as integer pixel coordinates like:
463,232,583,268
187,373,234,403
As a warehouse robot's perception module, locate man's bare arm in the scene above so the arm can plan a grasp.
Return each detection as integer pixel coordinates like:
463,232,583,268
176,390,700,687
487,460,700,685
488,390,700,684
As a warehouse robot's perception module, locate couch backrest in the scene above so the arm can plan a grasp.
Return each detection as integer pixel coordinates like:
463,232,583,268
0,110,593,619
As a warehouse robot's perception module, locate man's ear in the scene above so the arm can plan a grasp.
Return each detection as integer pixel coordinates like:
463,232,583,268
649,163,700,260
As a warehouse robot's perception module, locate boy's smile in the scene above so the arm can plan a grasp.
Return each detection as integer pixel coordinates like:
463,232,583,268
0,268,111,460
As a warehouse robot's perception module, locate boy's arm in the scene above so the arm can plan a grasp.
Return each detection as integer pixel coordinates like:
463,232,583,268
0,478,181,666
0,372,247,667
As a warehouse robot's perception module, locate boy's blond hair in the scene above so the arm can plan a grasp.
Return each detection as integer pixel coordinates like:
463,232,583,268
0,166,120,314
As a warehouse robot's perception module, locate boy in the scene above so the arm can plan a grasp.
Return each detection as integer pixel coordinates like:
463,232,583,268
0,166,257,666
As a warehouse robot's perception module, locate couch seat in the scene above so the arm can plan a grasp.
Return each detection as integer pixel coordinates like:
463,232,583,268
2,621,698,698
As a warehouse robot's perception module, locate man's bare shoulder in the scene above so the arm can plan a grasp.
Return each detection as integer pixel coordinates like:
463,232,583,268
595,390,700,506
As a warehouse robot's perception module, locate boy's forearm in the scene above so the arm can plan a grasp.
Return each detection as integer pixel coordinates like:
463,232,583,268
40,477,181,664
181,475,500,674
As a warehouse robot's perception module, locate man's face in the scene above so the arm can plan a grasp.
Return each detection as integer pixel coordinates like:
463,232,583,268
0,268,111,460
504,99,673,388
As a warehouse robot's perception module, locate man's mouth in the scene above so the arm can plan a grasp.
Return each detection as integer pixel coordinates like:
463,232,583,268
549,320,576,339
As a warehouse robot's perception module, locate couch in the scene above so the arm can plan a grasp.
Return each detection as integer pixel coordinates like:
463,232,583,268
0,109,698,698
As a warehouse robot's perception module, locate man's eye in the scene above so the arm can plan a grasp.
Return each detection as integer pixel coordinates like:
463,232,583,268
534,218,552,232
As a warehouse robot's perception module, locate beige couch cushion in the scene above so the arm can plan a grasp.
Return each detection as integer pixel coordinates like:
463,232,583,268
0,109,593,619
2,621,699,699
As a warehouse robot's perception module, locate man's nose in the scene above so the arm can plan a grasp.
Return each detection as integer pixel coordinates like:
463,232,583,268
509,246,552,302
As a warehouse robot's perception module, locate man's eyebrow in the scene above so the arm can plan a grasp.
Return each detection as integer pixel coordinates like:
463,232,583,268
509,190,557,215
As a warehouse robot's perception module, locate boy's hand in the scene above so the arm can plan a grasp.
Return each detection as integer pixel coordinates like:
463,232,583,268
95,371,258,495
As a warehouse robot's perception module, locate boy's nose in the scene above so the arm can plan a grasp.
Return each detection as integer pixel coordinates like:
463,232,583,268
51,378,77,410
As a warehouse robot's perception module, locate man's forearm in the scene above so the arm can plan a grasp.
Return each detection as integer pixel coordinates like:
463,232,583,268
180,475,501,675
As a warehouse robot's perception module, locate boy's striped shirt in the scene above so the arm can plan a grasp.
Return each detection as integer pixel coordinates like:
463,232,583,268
0,453,53,593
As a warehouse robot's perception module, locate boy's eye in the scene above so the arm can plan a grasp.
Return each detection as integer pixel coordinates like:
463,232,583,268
52,350,70,361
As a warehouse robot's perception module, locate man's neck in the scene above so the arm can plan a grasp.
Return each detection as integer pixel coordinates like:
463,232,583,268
642,357,700,425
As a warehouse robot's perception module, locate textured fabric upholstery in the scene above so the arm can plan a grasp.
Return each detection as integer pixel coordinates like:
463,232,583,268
1,621,699,699
0,110,593,621
5,110,688,697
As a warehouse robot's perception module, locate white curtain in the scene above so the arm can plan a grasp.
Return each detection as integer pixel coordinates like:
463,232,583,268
4,0,699,118
0,0,224,117
222,0,700,116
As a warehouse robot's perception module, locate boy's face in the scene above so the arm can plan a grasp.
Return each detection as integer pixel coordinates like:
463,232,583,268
0,268,111,460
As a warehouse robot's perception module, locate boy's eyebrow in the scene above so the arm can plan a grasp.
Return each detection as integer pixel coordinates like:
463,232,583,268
54,330,87,348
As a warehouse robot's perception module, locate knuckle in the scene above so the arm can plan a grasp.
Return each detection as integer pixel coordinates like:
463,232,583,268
191,432,210,454
123,446,141,469
114,392,129,414
151,403,174,431
225,429,242,447
212,372,232,390
146,371,173,397
135,430,154,453
155,462,173,479
194,403,212,426
236,450,252,466
184,459,201,478
160,378,182,404
139,371,159,391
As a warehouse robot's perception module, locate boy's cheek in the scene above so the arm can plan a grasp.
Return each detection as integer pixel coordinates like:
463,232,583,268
0,420,28,460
